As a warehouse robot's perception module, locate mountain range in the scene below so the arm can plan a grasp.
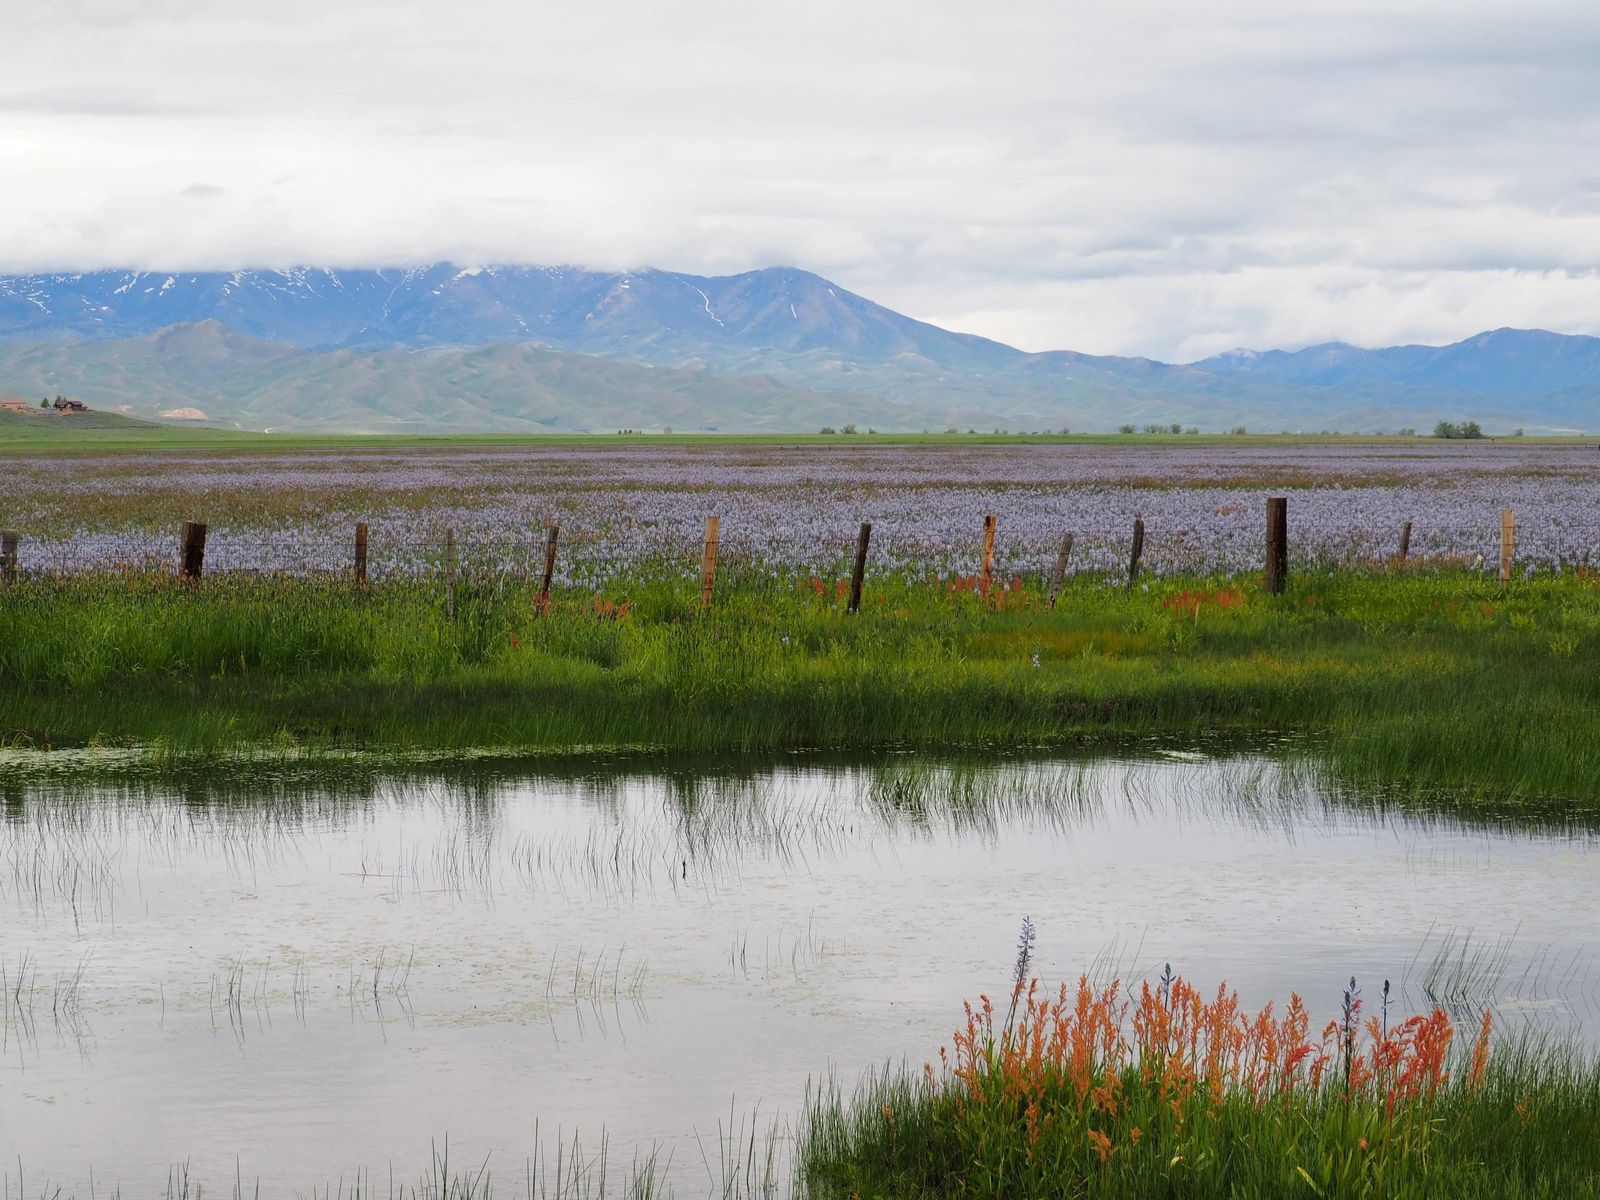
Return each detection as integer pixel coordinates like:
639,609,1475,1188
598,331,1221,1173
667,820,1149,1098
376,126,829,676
1,265,1596,433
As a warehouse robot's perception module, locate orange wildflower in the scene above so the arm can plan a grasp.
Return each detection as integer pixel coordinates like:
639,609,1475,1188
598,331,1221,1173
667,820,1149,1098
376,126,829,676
1087,1128,1115,1164
1467,1008,1493,1092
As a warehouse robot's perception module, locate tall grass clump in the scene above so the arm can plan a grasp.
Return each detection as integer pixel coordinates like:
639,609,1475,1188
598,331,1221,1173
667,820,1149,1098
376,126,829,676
801,968,1600,1198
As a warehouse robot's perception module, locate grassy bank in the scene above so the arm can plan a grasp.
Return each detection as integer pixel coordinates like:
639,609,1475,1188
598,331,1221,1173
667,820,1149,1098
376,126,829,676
800,972,1600,1199
2,566,1597,805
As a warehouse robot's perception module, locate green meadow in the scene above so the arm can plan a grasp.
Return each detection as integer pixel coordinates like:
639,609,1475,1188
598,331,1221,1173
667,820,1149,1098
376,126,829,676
4,564,1597,810
2,409,1585,454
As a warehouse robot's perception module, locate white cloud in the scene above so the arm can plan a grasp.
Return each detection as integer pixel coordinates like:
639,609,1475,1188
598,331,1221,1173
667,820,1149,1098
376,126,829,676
3,0,1599,357
917,266,1600,360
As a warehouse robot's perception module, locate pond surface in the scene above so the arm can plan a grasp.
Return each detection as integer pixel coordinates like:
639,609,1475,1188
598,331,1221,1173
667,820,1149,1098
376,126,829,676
4,755,1598,1196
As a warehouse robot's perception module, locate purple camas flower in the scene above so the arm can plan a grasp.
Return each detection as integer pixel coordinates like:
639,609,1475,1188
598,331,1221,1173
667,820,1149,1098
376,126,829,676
1001,915,1038,1043
1342,976,1362,1040
9,443,1600,577
1011,915,1037,987
1341,975,1363,1091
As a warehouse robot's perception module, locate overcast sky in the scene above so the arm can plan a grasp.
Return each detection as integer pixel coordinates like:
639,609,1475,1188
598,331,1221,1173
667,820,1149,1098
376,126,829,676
4,0,1599,359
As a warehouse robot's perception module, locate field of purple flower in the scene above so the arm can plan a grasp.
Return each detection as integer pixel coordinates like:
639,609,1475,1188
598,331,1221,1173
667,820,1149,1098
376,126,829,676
9,441,1600,582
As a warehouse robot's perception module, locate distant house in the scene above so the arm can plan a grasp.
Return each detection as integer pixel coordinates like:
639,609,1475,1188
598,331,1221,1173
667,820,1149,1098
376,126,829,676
51,396,88,413
0,395,34,413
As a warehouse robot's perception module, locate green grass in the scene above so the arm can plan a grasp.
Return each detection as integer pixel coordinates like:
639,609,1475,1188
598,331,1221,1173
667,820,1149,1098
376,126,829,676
3,419,1589,454
798,984,1600,1199
0,407,174,443
2,565,1598,807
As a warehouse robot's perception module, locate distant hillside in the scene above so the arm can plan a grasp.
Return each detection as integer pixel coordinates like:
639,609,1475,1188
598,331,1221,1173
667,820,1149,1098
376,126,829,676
0,265,1596,432
0,322,969,434
1193,328,1600,393
0,405,166,437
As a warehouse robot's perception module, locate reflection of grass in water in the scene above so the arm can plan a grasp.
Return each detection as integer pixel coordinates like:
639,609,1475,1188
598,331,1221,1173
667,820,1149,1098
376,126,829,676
1,948,92,1059
7,757,1598,1050
729,918,835,985
1405,925,1599,1030
13,1129,677,1199
5,750,1595,917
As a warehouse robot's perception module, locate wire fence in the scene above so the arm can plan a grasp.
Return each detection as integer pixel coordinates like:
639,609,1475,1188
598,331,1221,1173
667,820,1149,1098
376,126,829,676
5,509,1600,588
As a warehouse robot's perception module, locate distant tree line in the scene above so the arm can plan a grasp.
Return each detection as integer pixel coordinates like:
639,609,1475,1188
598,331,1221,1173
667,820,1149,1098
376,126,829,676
816,426,1074,436
802,423,1521,439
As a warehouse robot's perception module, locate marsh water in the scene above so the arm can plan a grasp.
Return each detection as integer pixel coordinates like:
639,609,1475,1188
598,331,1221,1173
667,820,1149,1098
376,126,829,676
4,754,1599,1196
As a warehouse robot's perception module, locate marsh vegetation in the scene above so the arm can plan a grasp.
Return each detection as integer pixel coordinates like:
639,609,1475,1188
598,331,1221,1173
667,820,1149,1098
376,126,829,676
6,442,1599,1196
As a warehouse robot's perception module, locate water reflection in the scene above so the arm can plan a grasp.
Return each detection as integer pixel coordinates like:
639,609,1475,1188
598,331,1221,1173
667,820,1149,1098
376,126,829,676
3,753,1597,1196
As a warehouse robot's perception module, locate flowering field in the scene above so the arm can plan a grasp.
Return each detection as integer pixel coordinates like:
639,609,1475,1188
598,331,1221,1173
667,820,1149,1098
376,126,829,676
9,441,1600,580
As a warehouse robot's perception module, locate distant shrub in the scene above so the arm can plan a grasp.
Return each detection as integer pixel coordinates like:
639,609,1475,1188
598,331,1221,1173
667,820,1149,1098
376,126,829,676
1434,420,1484,439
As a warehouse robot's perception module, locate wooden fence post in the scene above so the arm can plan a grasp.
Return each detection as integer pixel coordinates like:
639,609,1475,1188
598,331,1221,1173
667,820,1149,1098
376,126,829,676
0,530,17,585
1397,520,1412,567
354,522,368,586
180,521,207,581
444,527,457,618
848,522,871,614
537,523,559,615
1500,509,1515,586
1127,517,1145,589
1264,496,1288,594
1045,532,1074,610
980,513,997,600
700,516,720,611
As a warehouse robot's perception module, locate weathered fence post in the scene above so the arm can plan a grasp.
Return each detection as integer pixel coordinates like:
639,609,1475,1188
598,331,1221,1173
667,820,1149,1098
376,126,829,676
444,527,457,618
700,515,720,611
1264,496,1288,594
1397,520,1412,567
0,530,17,585
980,513,997,600
1045,532,1074,610
354,522,368,586
1500,509,1515,586
179,521,207,581
1127,517,1145,589
848,521,871,614
537,523,559,615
